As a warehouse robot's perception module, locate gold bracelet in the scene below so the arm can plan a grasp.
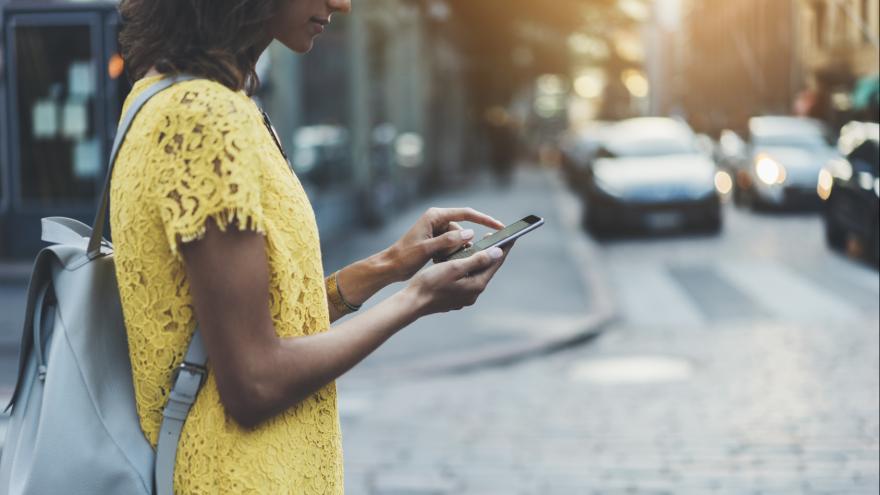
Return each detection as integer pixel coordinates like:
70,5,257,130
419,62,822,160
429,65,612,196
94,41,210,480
326,271,362,315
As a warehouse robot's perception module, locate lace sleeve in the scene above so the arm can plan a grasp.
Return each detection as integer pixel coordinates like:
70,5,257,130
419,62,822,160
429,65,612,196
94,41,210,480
149,87,266,257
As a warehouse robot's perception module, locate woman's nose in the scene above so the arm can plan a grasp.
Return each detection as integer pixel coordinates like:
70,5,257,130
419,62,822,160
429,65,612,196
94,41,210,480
328,0,351,14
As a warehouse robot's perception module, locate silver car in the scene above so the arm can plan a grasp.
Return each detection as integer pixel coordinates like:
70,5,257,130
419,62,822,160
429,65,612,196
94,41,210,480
741,116,840,208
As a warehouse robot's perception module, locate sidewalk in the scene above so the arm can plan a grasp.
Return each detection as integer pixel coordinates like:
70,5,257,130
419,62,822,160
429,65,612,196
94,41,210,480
326,165,614,380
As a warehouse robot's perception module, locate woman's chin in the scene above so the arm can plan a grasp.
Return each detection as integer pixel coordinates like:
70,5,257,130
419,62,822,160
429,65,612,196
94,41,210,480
292,38,315,54
277,35,315,54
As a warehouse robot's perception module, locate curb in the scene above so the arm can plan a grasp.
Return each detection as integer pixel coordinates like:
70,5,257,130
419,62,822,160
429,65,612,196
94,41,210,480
350,167,617,381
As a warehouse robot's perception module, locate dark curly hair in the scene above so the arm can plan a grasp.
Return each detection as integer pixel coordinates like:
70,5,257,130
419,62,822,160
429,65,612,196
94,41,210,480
118,0,279,94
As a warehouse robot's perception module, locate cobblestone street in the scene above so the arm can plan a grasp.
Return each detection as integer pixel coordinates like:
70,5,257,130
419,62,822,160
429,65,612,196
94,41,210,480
337,169,880,494
340,317,879,494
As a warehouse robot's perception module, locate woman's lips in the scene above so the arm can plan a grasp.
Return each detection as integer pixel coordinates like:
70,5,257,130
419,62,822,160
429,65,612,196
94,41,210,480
310,16,330,34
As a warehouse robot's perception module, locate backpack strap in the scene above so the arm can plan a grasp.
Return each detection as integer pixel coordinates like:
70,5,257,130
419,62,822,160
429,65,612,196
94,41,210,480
155,331,208,495
87,74,196,259
82,73,208,495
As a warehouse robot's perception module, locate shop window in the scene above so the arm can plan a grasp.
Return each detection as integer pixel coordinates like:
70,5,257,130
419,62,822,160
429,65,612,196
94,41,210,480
13,24,100,205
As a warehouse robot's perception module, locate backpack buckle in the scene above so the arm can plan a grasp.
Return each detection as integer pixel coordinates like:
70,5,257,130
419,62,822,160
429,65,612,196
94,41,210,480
171,361,207,396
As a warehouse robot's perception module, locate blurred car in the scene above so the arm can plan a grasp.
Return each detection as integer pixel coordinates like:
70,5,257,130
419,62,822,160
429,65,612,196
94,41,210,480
739,116,839,209
819,121,880,266
559,121,610,190
714,129,750,202
580,117,722,236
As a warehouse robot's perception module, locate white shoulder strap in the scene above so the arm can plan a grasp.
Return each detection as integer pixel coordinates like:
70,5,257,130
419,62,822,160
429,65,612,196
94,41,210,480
87,74,195,258
155,331,208,495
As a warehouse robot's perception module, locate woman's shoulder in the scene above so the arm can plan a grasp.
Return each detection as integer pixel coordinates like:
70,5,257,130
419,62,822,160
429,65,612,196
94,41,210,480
124,75,256,129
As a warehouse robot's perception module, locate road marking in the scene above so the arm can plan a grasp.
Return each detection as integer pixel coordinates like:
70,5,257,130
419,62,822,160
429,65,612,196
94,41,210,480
569,355,695,384
718,260,863,323
669,264,771,321
789,257,880,314
609,261,706,327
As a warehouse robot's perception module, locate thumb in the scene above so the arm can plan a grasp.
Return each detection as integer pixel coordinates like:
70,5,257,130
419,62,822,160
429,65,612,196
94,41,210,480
425,228,475,255
447,247,503,280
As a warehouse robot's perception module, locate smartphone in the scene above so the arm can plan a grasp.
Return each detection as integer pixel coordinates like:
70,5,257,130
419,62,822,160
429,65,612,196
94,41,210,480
441,215,544,262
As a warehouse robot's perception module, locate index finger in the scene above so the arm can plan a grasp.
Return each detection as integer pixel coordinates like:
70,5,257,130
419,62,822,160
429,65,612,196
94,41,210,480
430,207,505,231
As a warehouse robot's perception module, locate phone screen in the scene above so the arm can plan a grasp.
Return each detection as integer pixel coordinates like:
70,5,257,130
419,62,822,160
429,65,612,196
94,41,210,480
444,215,542,261
471,218,534,251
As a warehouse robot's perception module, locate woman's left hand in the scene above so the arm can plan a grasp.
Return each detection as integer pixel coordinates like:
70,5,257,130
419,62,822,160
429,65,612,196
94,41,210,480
385,207,505,282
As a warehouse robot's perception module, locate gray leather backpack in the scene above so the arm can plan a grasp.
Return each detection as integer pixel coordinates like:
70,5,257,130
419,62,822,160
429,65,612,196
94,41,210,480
0,75,205,495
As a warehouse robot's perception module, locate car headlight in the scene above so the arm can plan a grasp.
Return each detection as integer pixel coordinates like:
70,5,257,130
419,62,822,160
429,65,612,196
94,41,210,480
714,171,733,194
817,168,834,201
755,154,786,185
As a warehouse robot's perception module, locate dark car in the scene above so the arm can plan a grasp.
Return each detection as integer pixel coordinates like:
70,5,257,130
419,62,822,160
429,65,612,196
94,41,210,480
580,118,722,236
559,121,610,190
738,116,839,209
819,121,880,266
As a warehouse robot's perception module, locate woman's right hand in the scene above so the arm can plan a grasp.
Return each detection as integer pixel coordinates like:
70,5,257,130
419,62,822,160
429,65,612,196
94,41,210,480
405,245,510,316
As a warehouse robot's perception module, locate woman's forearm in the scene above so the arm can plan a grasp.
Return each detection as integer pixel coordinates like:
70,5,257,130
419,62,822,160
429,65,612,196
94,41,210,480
233,287,423,426
328,249,400,322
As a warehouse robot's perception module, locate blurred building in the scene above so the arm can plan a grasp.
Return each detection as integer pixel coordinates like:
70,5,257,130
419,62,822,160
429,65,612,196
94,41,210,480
645,0,684,118
677,0,878,135
800,0,879,82
679,0,803,135
797,0,879,124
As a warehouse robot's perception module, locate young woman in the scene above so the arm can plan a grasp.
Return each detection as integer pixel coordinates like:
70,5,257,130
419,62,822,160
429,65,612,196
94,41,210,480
112,0,512,492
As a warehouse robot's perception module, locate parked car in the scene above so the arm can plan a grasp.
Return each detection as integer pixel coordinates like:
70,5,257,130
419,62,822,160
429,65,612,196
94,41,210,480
739,116,839,209
580,117,722,236
819,121,880,266
559,121,610,190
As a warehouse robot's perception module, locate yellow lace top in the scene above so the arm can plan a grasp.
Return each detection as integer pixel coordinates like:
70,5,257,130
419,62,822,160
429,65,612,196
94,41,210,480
110,75,343,494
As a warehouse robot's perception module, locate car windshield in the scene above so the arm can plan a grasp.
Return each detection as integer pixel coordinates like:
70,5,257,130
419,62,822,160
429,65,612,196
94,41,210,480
602,120,696,158
753,133,828,149
751,118,830,149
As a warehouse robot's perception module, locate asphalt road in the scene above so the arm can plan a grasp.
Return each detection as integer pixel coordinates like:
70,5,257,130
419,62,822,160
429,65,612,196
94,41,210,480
337,177,880,494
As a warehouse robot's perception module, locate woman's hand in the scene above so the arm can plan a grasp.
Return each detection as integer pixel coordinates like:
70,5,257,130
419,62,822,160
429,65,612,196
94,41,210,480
405,244,512,316
385,207,505,282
